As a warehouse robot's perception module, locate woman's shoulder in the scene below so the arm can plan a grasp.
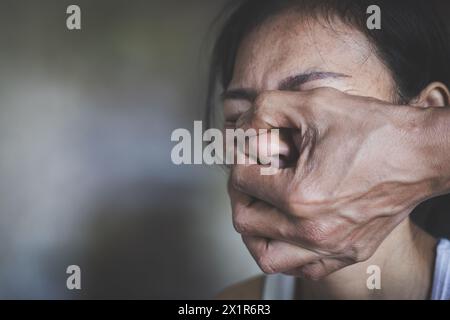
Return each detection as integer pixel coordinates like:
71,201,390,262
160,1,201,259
215,275,265,300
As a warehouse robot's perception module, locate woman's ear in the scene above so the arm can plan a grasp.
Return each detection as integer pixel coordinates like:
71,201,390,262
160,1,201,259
410,82,450,108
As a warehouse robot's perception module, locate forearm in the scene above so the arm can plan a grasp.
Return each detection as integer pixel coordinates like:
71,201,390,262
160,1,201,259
413,107,450,197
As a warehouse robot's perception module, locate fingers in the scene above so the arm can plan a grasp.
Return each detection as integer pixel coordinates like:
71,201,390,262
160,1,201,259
245,129,300,168
229,181,322,275
230,164,296,212
246,130,291,166
236,90,310,131
229,176,366,280
284,258,353,280
228,88,383,279
235,88,343,131
228,183,299,242
244,233,353,280
229,91,328,209
242,236,319,274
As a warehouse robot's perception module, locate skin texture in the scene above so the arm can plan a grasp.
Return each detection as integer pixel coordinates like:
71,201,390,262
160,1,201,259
220,11,450,299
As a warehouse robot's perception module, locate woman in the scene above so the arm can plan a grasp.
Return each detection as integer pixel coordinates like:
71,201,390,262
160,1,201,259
206,0,450,299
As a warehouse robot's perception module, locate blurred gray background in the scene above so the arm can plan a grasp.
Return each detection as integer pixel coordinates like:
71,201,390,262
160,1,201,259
0,0,260,299
1,0,449,300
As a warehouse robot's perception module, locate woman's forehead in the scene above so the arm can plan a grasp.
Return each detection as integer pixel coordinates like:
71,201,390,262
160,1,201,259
229,12,384,91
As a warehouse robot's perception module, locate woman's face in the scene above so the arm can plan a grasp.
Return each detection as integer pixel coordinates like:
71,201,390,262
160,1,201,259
223,11,397,124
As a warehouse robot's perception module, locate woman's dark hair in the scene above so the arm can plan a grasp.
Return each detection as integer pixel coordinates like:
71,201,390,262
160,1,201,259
205,0,450,238
206,0,450,127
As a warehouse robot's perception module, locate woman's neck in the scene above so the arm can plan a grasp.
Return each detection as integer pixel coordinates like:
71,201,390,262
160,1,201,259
295,219,437,300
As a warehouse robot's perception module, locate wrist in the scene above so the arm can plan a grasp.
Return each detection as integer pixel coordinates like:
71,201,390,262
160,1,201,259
403,107,450,198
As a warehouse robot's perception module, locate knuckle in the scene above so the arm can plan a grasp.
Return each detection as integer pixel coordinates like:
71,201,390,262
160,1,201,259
277,219,295,241
257,252,277,274
339,240,372,263
301,263,326,281
306,87,335,108
331,238,352,255
232,211,250,235
341,209,367,226
351,244,373,263
253,91,275,111
305,89,324,107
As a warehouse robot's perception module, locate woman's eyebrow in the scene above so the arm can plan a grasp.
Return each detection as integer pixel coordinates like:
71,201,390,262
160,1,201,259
221,88,257,102
221,72,350,101
279,72,351,91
